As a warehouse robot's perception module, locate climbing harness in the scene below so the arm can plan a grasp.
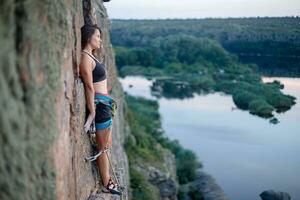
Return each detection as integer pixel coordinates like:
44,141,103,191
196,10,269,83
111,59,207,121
94,97,117,118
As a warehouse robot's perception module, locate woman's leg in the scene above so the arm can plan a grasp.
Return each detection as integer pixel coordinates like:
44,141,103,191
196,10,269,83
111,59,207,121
95,127,112,186
107,128,112,148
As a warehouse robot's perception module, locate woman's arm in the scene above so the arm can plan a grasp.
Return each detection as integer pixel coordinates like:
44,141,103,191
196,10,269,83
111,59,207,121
80,55,95,132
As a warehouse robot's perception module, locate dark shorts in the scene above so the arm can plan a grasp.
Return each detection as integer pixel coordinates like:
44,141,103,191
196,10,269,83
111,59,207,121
90,92,117,130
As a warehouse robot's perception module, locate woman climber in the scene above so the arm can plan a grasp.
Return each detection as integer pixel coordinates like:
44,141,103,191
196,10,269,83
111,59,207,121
79,23,121,196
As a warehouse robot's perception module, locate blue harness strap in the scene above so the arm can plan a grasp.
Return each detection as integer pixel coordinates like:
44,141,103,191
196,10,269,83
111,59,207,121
95,118,113,130
94,94,117,130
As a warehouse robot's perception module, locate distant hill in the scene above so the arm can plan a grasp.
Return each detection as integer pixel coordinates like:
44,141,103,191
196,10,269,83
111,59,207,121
110,17,300,76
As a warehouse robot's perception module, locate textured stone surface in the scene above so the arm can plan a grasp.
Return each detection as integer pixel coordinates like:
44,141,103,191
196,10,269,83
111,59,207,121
0,0,79,199
88,193,122,200
133,144,179,200
260,190,291,200
148,166,178,199
191,169,229,200
51,0,130,200
0,0,129,200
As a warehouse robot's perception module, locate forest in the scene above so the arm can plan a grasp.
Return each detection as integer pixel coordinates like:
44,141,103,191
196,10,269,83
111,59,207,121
110,17,300,76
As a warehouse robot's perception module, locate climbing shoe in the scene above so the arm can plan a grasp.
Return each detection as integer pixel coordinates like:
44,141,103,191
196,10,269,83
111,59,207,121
102,178,122,195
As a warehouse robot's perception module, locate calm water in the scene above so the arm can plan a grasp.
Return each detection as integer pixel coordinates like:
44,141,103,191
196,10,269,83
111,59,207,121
120,76,300,200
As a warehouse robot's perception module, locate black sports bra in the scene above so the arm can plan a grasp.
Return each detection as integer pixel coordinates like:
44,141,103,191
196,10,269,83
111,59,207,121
82,51,107,83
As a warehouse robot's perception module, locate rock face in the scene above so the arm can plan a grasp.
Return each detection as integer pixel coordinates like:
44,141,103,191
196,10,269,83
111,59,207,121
148,166,178,199
186,169,229,200
132,144,178,200
260,190,291,200
52,0,130,199
0,0,129,200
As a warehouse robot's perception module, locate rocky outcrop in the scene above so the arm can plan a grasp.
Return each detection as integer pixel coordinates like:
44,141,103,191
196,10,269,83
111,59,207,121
149,148,178,200
131,143,178,200
180,169,229,200
0,0,129,200
148,166,178,199
260,190,291,200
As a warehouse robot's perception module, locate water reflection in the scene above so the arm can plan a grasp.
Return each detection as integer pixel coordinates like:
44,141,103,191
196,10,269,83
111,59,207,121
122,75,296,124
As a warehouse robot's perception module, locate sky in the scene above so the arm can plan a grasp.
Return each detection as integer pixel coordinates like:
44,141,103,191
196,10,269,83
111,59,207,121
105,0,300,19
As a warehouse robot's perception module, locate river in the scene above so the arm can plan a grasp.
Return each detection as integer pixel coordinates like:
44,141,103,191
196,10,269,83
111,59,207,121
119,76,300,200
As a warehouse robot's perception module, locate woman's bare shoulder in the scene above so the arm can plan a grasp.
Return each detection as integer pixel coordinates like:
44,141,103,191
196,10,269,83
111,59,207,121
81,53,93,64
80,53,95,71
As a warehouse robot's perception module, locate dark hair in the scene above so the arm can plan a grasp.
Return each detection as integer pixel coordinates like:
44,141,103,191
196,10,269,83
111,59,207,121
81,24,102,49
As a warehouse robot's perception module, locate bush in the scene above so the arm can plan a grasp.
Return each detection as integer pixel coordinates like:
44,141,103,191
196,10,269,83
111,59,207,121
125,97,164,162
176,149,202,184
188,185,204,200
232,90,259,109
266,93,296,112
249,99,274,118
165,62,183,74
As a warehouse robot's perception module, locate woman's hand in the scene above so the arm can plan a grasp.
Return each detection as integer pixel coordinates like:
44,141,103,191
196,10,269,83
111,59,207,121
84,111,96,133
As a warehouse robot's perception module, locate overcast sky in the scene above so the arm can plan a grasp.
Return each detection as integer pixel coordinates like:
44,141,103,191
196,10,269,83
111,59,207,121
105,0,300,19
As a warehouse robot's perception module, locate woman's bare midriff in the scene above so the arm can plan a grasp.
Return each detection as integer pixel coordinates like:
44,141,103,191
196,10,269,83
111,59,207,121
94,79,108,94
